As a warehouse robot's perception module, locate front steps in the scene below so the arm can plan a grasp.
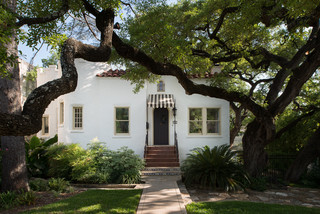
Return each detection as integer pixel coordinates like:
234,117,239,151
141,167,181,176
144,146,180,167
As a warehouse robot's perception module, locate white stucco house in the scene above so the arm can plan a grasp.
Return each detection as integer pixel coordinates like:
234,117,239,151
37,59,229,164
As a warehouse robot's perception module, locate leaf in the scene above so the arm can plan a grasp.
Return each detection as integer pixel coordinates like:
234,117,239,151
29,136,41,150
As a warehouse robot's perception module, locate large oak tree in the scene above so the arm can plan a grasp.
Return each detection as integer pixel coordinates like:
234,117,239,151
1,0,319,191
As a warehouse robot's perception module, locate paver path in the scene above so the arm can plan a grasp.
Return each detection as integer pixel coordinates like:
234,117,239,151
137,176,187,214
179,184,320,209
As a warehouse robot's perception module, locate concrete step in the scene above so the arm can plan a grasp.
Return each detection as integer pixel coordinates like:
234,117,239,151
145,157,179,162
146,151,177,155
146,154,178,158
146,146,176,152
141,167,181,176
146,162,180,167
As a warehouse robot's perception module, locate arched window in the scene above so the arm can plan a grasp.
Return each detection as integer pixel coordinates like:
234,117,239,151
157,80,165,92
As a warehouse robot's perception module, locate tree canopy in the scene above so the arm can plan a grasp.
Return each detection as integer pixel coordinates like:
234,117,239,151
1,0,320,179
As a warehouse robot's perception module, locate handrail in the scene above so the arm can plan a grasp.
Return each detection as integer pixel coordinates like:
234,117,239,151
144,132,148,158
174,132,179,160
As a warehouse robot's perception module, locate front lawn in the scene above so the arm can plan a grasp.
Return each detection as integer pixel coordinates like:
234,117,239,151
22,189,142,214
186,201,320,214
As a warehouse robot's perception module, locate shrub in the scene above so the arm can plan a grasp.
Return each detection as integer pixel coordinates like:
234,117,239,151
17,190,37,206
249,177,267,191
102,146,144,184
0,191,17,210
29,178,49,191
181,145,249,191
48,178,73,193
300,164,320,188
71,142,144,184
47,143,86,180
25,135,58,177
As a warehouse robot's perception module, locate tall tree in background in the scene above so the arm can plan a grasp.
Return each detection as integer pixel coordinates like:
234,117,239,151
0,0,29,192
0,0,70,192
0,0,141,192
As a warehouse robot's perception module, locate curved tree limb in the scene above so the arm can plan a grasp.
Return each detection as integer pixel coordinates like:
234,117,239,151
112,32,269,118
0,4,115,136
15,0,69,27
274,108,319,140
269,31,320,116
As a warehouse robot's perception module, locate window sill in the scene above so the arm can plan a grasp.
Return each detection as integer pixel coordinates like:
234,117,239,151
71,130,84,133
187,134,222,138
112,135,131,138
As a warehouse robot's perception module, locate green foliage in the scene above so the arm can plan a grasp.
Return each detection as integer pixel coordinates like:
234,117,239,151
249,177,267,192
25,67,38,81
25,135,58,177
17,190,37,206
181,145,249,191
71,142,144,184
300,165,320,188
47,143,86,180
48,178,72,193
186,201,320,214
41,50,60,68
29,178,50,192
0,191,17,210
102,146,144,184
46,141,144,184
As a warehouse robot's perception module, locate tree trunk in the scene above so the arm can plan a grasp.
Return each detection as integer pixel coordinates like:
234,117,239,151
230,103,246,146
285,127,320,182
242,118,275,177
0,0,29,192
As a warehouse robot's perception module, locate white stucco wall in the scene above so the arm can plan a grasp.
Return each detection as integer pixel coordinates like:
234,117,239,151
58,59,147,157
146,76,229,160
37,59,229,161
36,65,60,139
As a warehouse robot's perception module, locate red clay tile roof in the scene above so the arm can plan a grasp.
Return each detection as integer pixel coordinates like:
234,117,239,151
96,69,214,78
187,72,215,79
96,69,127,77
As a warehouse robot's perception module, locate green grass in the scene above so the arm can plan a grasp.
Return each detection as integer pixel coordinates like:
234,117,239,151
186,201,320,214
22,189,142,214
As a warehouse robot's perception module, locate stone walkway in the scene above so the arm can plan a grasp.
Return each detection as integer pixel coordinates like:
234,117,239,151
178,184,320,208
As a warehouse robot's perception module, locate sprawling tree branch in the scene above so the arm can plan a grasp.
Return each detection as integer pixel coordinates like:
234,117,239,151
210,6,239,39
0,4,115,136
15,0,69,27
269,31,320,116
274,108,319,140
81,0,99,17
112,32,269,118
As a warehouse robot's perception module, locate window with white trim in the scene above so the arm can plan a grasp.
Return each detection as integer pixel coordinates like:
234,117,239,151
42,116,49,135
115,107,129,134
60,102,64,125
73,106,83,130
189,108,220,135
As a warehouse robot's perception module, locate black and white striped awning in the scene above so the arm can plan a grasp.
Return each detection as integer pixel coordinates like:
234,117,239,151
147,94,175,108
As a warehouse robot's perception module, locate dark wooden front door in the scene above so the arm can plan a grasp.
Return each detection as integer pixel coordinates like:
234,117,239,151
154,108,169,145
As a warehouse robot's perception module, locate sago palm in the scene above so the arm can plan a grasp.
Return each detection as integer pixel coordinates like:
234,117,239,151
181,144,249,191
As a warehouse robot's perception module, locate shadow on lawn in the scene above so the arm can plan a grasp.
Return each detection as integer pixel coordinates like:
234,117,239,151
22,189,142,214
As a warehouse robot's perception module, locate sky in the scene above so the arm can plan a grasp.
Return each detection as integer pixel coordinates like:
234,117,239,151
18,0,178,67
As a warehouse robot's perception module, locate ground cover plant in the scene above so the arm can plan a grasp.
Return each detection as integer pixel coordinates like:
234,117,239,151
21,189,142,214
181,144,249,191
0,190,37,210
186,201,320,214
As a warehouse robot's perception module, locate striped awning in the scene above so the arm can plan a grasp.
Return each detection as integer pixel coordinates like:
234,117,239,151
147,94,175,108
